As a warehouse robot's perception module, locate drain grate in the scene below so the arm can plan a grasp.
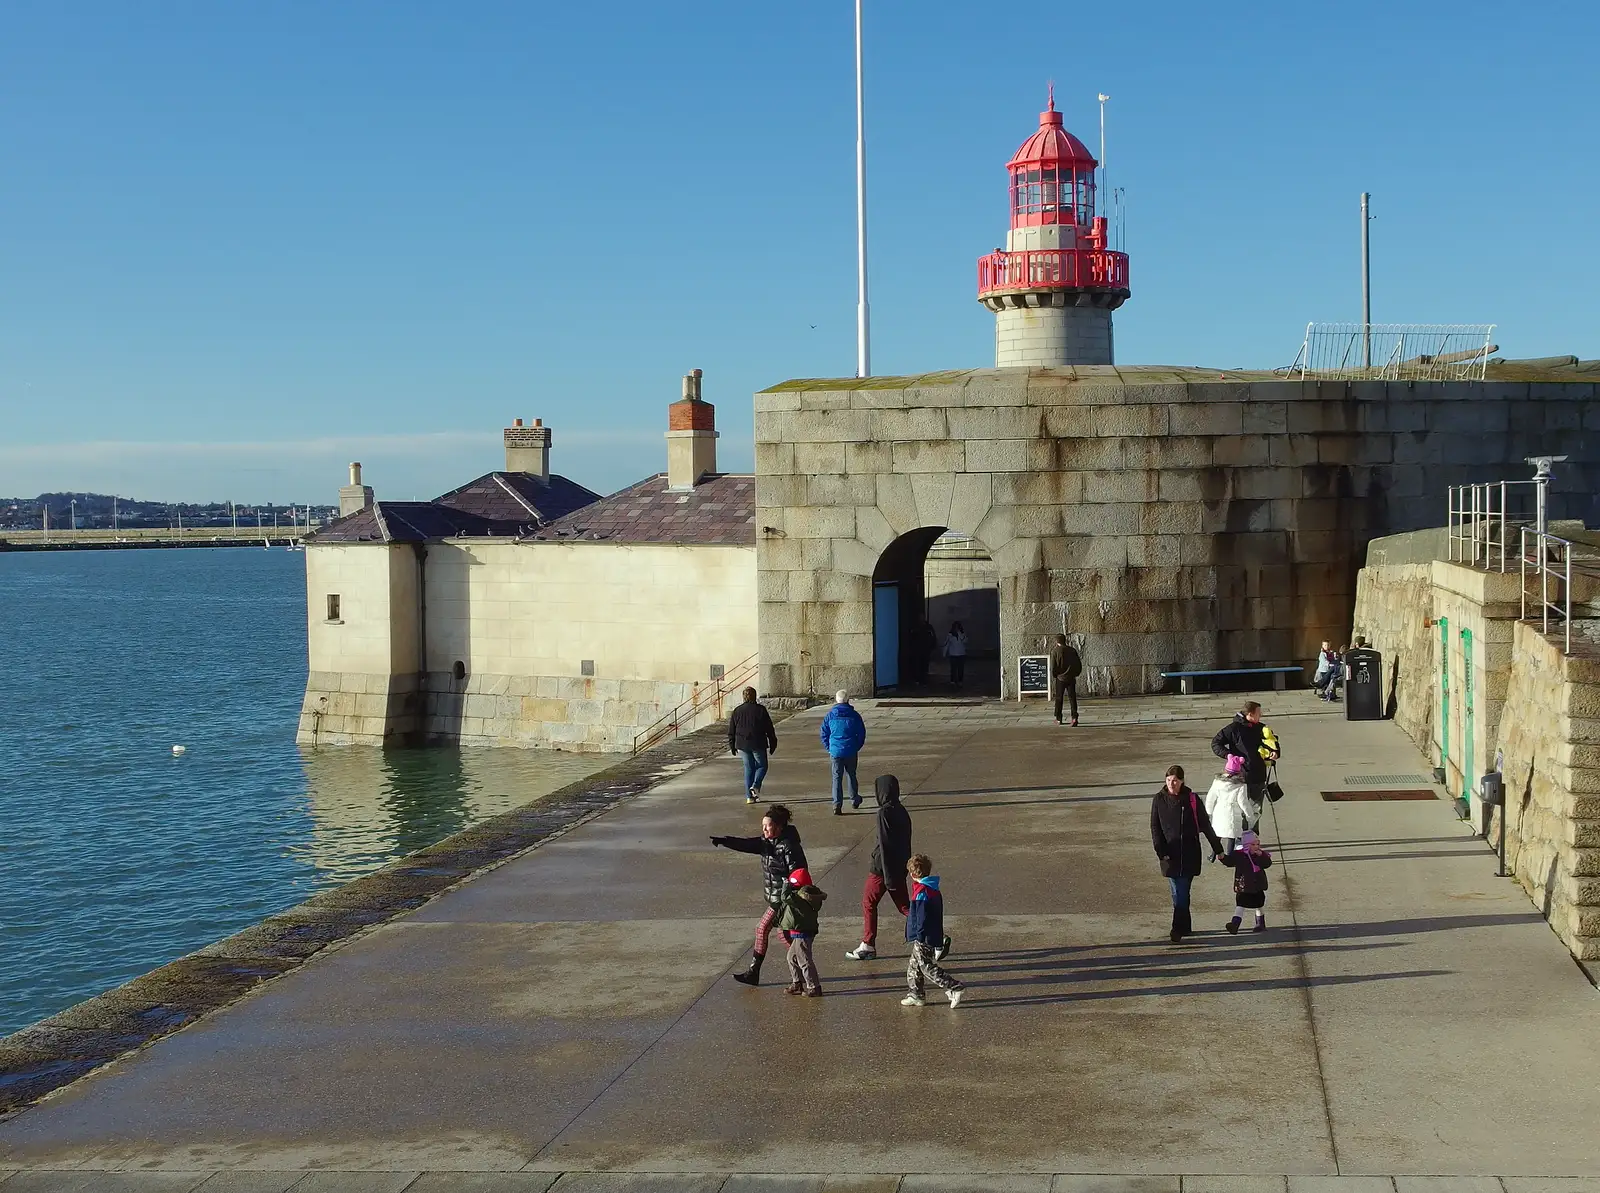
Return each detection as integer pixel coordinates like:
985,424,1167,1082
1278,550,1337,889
1343,774,1434,786
1322,789,1439,802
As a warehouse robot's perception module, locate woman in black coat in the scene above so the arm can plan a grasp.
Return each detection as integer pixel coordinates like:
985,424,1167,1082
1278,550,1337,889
712,803,807,986
1211,701,1280,806
1150,764,1225,943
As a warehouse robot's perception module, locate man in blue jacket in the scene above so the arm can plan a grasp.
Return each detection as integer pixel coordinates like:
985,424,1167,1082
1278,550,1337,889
819,690,867,815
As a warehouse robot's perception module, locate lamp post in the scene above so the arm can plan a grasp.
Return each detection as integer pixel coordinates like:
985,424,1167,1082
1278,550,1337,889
1361,192,1372,369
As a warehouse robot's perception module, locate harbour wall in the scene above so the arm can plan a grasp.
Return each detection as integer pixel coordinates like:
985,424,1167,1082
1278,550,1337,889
1,527,312,550
1354,550,1600,965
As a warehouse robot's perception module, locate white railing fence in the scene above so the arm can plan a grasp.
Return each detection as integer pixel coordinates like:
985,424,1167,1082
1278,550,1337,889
1287,323,1497,381
1447,479,1546,572
1521,528,1577,655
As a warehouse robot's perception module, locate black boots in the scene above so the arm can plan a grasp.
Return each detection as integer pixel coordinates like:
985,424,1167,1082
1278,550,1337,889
733,953,764,985
1169,906,1192,943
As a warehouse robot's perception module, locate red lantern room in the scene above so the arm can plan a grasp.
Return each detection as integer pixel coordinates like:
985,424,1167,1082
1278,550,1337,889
979,92,1130,367
1007,100,1098,229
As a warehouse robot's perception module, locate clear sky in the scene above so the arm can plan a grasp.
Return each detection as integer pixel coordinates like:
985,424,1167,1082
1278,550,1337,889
2,0,1595,505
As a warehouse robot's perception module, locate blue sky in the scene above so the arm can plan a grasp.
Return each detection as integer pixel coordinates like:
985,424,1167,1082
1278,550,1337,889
1,0,1595,504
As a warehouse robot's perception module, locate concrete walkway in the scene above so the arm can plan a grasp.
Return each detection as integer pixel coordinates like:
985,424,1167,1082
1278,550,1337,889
2,693,1598,1189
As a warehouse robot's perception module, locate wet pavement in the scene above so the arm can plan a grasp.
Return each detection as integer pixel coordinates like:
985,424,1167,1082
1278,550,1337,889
2,692,1598,1187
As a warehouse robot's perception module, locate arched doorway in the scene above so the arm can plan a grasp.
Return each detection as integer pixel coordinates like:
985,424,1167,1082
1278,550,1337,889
872,528,999,696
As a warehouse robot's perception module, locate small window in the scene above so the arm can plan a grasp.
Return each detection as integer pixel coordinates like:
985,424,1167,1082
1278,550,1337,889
581,659,595,677
709,663,725,681
325,594,341,622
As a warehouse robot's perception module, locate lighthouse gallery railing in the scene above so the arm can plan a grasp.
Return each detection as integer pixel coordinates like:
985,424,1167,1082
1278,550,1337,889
977,248,1129,296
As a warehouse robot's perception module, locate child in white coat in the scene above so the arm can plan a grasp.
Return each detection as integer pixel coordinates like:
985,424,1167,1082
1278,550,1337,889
1203,753,1260,856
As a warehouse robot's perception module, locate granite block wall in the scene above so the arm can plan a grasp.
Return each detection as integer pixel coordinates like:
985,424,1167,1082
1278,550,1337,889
755,368,1599,700
1492,621,1600,963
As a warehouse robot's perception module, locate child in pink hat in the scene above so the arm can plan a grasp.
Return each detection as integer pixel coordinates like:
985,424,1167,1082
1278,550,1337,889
1222,830,1272,933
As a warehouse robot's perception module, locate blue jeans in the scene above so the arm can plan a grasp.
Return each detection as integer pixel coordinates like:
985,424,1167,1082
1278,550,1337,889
1167,874,1193,909
740,748,769,794
830,754,860,808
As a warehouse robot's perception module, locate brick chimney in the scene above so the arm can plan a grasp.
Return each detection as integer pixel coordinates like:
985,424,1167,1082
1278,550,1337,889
666,369,717,490
339,461,374,517
504,417,552,483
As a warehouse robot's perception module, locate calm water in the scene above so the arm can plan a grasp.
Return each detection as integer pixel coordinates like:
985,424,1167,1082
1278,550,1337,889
0,548,606,1036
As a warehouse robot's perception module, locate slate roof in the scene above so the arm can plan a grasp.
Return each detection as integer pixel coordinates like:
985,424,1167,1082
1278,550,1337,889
529,473,756,545
435,472,601,525
309,472,602,544
311,501,511,544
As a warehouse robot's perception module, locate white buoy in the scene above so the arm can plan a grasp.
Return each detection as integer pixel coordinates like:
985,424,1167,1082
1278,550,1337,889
171,745,187,757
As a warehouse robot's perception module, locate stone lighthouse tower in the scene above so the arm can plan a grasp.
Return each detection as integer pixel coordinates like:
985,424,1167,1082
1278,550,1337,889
977,93,1130,367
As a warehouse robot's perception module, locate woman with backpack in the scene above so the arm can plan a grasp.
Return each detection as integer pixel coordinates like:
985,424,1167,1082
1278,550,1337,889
1150,764,1225,943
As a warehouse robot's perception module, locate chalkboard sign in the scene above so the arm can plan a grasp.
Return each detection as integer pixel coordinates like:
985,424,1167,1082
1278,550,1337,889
1018,655,1051,699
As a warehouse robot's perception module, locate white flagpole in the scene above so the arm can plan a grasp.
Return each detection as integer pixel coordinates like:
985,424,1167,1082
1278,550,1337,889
855,0,871,378
1097,93,1109,216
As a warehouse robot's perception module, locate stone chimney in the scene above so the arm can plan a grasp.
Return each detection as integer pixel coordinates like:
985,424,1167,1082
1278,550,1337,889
504,417,552,483
666,369,717,490
339,461,374,517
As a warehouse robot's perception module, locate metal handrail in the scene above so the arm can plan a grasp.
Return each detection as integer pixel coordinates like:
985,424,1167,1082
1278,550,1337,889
977,248,1129,295
1447,479,1545,572
1521,528,1577,654
631,652,760,756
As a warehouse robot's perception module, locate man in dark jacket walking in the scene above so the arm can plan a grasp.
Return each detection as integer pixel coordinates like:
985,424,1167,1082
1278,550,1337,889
1150,764,1225,943
843,774,949,961
1049,633,1082,726
1211,701,1279,805
728,687,778,804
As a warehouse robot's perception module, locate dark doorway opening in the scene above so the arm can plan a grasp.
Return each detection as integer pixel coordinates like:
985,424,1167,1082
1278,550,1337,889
872,528,999,697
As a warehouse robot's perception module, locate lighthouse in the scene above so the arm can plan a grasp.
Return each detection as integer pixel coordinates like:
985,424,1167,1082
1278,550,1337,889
977,94,1130,367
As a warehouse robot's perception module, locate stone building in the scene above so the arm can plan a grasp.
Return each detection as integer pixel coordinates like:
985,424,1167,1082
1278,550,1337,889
298,373,757,751
296,97,1599,750
753,366,1600,702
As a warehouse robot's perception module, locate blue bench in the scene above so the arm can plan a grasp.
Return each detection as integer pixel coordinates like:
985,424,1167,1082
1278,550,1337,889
1160,666,1305,696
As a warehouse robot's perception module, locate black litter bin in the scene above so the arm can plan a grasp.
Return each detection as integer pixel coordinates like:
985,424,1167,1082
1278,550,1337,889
1344,647,1383,721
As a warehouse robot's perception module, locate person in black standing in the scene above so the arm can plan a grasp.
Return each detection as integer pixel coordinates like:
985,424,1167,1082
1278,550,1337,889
728,687,778,804
1049,634,1082,726
1210,701,1279,808
1150,764,1224,943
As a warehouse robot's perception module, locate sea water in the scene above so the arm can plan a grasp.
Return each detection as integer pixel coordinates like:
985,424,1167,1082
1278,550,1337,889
0,548,606,1036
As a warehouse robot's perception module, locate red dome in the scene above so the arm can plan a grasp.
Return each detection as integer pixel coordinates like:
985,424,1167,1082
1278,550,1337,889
1007,105,1097,171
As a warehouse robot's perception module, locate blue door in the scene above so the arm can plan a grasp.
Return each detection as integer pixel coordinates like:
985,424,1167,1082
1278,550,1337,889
874,582,900,690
